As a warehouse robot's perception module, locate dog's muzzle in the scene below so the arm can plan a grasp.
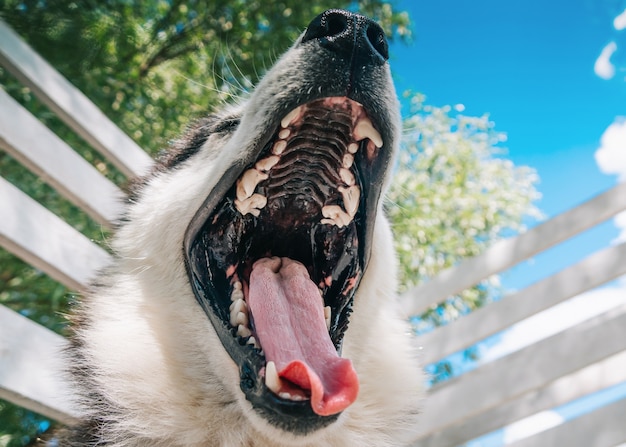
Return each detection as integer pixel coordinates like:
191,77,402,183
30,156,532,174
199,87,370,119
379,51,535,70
184,9,395,435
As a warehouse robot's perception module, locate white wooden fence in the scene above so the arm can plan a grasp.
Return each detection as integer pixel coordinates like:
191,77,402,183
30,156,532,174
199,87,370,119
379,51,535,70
1,19,625,446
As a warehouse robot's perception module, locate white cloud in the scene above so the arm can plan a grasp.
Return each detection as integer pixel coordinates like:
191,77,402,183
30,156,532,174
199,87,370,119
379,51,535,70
594,42,617,79
595,118,626,180
615,8,626,30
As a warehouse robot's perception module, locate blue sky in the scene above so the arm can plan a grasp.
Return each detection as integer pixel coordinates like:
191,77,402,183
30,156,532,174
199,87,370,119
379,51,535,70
390,0,626,289
388,1,626,444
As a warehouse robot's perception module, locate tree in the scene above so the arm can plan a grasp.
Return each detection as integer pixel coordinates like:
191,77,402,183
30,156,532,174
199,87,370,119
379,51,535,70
388,93,541,325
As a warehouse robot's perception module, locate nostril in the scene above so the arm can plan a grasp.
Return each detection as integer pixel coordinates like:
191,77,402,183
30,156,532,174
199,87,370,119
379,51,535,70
325,12,349,38
302,9,350,43
366,23,389,61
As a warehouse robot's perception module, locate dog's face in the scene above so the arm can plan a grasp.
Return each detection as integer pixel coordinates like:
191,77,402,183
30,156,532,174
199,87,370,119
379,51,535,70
114,9,401,440
179,10,400,434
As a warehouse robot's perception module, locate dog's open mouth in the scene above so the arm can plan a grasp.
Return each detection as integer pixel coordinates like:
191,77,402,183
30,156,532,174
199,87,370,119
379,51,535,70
184,96,385,429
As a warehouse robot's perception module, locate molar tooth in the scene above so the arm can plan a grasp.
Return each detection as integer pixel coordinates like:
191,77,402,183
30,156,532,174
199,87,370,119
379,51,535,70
265,361,283,394
339,185,360,218
231,288,244,302
272,140,287,155
340,168,355,186
237,324,252,338
255,155,280,172
278,128,290,139
343,153,354,169
348,142,359,154
354,117,383,148
229,298,247,315
235,311,248,327
246,336,259,348
237,169,268,201
280,106,302,128
321,205,352,228
234,193,268,216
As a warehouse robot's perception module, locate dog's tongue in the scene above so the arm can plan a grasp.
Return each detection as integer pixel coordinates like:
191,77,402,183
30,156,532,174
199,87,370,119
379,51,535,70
247,257,359,416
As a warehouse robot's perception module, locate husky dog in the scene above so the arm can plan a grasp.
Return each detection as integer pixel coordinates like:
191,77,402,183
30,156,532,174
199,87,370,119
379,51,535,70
57,9,423,447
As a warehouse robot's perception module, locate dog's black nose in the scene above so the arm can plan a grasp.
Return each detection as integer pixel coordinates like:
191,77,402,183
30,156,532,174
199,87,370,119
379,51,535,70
302,9,389,66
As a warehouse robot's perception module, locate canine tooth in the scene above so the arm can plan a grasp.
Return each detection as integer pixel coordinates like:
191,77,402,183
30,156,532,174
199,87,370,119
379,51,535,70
237,169,268,201
278,128,290,139
354,117,383,148
340,168,355,186
348,142,359,154
272,140,287,155
324,306,331,331
237,324,252,338
321,205,352,228
265,361,283,394
343,153,354,169
255,155,280,172
280,106,302,128
339,185,360,217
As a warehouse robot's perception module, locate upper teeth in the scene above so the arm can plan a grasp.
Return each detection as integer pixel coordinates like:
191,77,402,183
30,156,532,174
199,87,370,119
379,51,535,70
233,102,382,227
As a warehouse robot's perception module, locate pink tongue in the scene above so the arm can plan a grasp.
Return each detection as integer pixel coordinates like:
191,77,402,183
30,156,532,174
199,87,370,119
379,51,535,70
247,257,359,416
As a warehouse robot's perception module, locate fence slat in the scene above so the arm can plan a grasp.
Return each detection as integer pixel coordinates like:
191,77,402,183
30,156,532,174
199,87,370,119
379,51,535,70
0,305,77,423
411,304,626,442
0,19,153,178
507,396,626,447
401,181,626,317
0,88,124,227
415,350,626,447
0,177,112,290
418,241,626,365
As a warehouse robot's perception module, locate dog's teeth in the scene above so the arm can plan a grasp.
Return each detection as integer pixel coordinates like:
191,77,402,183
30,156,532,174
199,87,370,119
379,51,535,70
237,169,268,201
272,140,287,155
321,205,352,228
265,361,283,394
343,153,354,169
278,128,290,139
235,311,248,327
233,281,242,291
354,117,383,148
279,392,306,401
237,324,252,338
235,193,268,216
348,142,359,154
246,336,259,348
280,106,303,128
324,306,331,331
340,167,355,186
229,298,247,314
255,155,280,172
339,185,360,218
231,288,244,302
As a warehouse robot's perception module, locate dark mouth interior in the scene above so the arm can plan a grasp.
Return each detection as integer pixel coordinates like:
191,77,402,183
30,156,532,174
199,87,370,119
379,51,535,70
186,97,382,420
